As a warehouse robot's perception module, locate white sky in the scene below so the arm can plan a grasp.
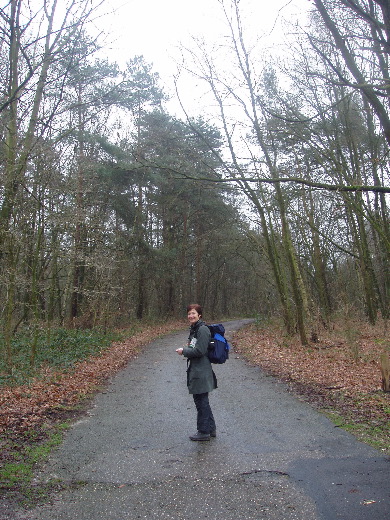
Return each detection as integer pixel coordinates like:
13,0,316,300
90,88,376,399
94,0,309,115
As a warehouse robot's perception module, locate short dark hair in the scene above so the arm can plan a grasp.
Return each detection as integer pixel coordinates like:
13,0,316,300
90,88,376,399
186,303,203,316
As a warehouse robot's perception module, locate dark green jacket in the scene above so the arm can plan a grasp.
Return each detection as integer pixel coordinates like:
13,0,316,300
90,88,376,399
183,320,217,394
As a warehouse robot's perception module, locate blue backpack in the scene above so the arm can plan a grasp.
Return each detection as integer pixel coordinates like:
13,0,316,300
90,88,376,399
207,324,230,364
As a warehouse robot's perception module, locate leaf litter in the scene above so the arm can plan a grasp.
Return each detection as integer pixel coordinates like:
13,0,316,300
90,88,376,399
232,319,389,454
1,317,388,509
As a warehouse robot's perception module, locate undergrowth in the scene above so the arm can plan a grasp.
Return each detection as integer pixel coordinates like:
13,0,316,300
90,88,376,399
0,327,122,387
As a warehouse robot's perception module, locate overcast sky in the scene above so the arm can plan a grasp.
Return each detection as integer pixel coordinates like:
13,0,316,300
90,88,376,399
101,0,308,66
95,0,309,115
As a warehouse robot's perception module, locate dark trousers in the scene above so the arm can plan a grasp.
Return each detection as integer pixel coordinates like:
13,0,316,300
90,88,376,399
193,392,216,434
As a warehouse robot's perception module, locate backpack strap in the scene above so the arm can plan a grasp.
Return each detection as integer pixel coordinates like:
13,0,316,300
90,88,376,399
190,321,209,359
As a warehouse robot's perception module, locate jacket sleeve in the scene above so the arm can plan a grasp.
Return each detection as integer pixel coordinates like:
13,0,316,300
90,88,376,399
183,325,210,359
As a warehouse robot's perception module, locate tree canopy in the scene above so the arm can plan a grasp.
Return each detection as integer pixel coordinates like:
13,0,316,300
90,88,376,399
0,0,389,372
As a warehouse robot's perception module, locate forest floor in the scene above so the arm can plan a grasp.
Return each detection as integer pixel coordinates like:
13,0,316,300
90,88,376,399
232,318,390,455
1,317,389,510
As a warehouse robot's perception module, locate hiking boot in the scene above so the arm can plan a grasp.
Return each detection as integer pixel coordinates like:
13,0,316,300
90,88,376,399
189,431,210,441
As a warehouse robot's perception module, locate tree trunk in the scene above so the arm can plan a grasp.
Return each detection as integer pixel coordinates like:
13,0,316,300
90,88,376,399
313,0,390,147
343,193,379,324
381,352,390,392
305,187,332,323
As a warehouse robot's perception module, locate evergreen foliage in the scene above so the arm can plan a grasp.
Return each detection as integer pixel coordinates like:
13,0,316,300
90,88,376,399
0,0,388,372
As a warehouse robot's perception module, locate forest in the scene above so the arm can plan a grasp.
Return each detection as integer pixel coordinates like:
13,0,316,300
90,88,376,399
0,0,389,373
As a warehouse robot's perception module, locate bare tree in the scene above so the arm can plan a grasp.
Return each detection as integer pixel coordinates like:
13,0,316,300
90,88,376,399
0,0,104,365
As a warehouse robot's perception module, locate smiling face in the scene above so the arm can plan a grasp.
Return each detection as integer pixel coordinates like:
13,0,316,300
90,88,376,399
187,308,201,325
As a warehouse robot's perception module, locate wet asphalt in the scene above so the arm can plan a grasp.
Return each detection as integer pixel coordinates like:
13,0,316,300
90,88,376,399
11,319,390,520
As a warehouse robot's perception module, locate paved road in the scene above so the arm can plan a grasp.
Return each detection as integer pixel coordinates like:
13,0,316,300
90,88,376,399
12,320,389,520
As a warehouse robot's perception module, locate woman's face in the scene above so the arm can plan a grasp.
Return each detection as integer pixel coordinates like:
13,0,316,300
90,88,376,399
187,308,201,325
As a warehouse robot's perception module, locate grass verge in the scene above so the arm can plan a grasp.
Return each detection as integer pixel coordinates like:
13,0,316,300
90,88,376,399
1,421,69,508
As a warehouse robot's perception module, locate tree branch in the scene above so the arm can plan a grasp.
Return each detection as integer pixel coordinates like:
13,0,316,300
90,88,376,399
148,161,390,193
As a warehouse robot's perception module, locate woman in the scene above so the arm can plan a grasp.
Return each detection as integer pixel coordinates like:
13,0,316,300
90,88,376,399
176,304,217,441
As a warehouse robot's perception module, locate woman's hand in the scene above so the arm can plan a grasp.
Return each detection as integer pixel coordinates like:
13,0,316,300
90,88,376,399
176,348,184,355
